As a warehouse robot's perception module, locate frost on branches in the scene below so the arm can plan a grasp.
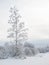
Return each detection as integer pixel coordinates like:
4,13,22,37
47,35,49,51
7,6,28,45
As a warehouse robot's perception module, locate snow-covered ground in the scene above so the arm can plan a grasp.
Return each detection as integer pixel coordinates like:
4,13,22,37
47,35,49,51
0,52,49,65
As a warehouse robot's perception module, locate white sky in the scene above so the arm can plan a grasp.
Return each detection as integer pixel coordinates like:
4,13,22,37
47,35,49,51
0,0,49,41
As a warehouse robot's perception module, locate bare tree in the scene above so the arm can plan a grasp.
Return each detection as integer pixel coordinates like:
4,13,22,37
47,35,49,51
7,6,28,45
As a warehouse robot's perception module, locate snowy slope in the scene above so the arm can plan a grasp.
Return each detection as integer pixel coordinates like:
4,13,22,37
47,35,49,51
0,52,49,65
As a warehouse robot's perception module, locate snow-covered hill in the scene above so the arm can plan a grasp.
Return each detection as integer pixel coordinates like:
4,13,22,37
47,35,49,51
0,52,49,65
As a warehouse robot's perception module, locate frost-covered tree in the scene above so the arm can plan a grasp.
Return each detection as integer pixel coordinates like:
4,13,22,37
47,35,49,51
7,6,28,58
7,6,28,44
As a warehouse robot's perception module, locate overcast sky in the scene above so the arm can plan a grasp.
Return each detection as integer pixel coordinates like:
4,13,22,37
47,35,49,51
0,0,49,41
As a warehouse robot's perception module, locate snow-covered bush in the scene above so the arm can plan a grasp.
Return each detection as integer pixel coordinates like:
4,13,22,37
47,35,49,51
4,43,17,57
38,46,49,53
0,46,7,59
30,48,39,55
24,47,33,56
45,46,49,52
15,43,26,59
24,42,39,56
